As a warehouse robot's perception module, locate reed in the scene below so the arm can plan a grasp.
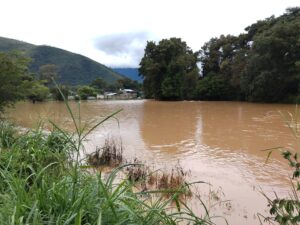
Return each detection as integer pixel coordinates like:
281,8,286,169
261,108,300,224
88,138,123,167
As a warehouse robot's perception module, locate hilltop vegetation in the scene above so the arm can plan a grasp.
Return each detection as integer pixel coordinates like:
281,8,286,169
140,7,300,102
0,37,124,85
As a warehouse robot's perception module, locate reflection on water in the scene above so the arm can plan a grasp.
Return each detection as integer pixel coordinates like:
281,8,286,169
7,100,298,225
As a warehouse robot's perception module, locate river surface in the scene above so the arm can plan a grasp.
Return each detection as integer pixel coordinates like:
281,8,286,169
7,100,299,225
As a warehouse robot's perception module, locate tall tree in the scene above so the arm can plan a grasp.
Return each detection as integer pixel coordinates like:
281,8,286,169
0,51,31,112
139,38,199,100
240,8,300,102
91,78,107,91
77,86,97,100
22,81,50,103
38,64,58,86
199,34,248,100
50,85,69,101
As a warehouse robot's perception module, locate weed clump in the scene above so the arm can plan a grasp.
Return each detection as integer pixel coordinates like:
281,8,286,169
125,159,192,198
0,121,16,148
158,165,190,191
88,138,123,167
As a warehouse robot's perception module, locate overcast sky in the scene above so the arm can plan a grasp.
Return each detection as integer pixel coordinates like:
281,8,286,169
1,0,299,67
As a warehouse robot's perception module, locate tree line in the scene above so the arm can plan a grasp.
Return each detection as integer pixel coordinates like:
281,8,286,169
0,52,142,112
139,7,300,102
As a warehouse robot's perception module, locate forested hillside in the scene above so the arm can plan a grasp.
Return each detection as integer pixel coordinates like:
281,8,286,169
0,37,124,85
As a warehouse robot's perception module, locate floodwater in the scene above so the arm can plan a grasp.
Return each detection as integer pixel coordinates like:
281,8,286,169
7,100,299,225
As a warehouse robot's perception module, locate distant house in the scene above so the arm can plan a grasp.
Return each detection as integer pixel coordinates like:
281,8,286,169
68,96,75,100
120,89,137,99
87,96,96,100
104,92,118,99
96,94,105,100
101,90,138,100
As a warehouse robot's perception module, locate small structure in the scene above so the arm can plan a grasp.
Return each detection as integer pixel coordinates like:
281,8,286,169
104,92,118,99
101,90,138,100
119,89,137,99
97,94,105,100
87,96,97,100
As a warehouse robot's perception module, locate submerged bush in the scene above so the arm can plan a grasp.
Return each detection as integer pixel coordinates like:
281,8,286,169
88,138,123,167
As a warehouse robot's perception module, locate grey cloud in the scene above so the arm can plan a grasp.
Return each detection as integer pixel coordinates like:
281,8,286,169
94,31,152,67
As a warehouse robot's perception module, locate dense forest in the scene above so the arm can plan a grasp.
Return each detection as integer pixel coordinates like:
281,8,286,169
139,8,300,102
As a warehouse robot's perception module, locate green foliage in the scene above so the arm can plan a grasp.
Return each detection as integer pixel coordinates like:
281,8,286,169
51,85,69,101
95,77,142,95
264,150,300,225
139,38,199,100
241,9,300,102
28,46,123,86
138,8,299,102
38,64,58,86
77,86,97,100
0,37,35,52
23,80,50,102
90,77,108,93
0,121,16,149
263,109,300,224
116,78,140,90
197,74,232,100
198,8,300,102
199,34,246,100
0,51,31,112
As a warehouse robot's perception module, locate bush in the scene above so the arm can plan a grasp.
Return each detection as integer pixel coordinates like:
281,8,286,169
0,121,16,148
77,86,97,100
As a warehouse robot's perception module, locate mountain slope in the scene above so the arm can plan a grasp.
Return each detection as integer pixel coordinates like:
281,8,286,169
112,68,143,82
0,37,35,52
0,37,124,85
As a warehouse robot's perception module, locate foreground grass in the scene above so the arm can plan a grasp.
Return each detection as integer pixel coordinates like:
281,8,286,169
0,116,217,225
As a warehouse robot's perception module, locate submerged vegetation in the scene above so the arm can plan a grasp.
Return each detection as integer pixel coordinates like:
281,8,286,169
87,140,193,198
87,138,123,167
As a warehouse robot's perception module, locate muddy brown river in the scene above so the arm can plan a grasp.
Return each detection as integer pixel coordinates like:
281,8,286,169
7,100,299,224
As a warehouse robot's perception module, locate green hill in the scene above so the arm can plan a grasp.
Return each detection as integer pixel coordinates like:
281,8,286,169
0,37,124,85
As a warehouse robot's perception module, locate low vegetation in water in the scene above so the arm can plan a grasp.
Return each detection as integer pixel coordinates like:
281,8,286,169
87,138,123,167
125,161,192,198
87,144,192,199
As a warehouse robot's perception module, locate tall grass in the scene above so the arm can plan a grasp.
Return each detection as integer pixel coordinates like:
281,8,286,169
262,108,300,225
0,88,218,224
